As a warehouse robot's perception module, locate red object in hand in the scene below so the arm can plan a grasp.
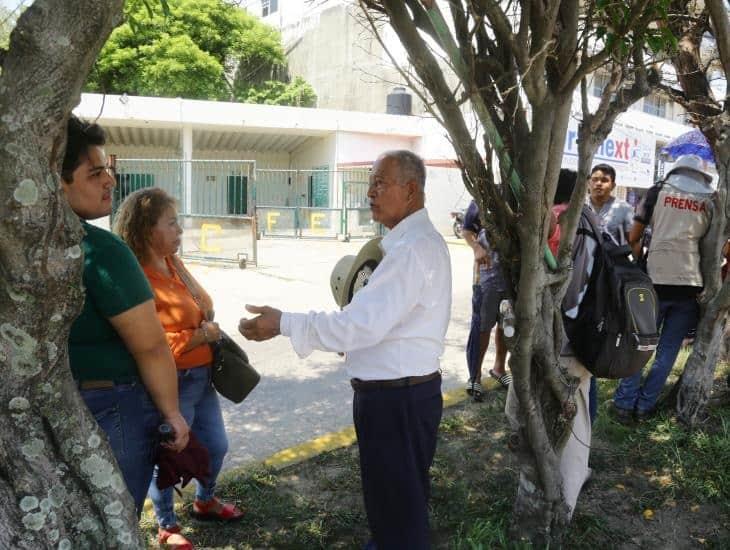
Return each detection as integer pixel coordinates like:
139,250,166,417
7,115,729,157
155,432,211,492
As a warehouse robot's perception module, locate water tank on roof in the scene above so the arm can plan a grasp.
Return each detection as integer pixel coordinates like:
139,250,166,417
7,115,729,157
386,87,412,116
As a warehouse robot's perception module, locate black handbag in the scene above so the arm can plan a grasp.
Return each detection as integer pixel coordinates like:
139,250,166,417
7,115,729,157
211,330,260,403
171,255,260,404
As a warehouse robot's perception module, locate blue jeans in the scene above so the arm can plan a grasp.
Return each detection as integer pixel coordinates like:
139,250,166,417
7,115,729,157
614,297,699,414
149,366,229,528
80,382,160,517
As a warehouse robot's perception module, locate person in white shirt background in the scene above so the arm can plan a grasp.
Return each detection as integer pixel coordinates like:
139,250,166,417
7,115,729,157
239,150,452,550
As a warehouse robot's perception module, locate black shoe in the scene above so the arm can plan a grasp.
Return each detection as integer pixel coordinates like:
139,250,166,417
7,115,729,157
608,402,634,425
635,408,654,423
472,382,484,402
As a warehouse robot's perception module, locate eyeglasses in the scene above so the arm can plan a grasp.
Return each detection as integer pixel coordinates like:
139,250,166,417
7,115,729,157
368,177,400,192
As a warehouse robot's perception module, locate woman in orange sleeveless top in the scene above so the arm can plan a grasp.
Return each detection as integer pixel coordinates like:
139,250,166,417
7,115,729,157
114,188,244,550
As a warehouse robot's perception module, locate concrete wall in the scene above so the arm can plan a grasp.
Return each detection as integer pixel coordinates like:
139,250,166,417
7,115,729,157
190,151,288,211
425,167,471,236
337,131,417,164
110,144,289,167
282,4,424,115
288,134,337,207
107,144,179,159
291,134,334,169
193,149,289,168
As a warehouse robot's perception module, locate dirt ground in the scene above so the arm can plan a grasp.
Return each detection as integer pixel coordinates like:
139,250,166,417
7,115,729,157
144,374,730,549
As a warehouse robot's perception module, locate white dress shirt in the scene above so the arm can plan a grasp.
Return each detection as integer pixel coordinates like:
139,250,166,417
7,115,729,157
280,208,452,380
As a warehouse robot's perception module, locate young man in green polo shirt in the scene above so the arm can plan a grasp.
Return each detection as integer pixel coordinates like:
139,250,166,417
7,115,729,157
62,115,189,516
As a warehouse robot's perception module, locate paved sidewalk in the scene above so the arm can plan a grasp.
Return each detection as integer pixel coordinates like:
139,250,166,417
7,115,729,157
186,236,499,469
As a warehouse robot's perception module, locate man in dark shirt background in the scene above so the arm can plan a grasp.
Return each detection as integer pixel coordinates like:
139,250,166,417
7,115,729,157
463,200,511,401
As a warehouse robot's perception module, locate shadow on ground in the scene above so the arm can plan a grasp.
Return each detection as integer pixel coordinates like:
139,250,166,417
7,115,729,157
144,364,730,549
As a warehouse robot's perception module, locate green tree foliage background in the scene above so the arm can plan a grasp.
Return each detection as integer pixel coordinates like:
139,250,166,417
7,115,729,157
86,0,317,107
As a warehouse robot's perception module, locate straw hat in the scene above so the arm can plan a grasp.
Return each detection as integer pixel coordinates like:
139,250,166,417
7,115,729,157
330,237,383,307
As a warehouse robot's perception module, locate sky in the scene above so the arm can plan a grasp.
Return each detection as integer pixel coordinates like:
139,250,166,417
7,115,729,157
1,0,25,11
1,0,28,20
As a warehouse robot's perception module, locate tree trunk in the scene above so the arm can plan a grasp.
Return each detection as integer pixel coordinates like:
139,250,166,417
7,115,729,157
676,301,728,425
0,1,143,548
505,96,578,544
357,0,665,543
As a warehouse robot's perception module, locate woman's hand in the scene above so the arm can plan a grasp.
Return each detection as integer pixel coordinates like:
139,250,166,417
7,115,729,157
163,411,191,453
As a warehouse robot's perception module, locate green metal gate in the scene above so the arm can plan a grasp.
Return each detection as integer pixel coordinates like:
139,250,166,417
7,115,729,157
114,159,257,267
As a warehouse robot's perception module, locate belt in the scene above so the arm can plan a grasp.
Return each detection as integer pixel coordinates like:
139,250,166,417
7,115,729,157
350,371,440,392
78,378,138,390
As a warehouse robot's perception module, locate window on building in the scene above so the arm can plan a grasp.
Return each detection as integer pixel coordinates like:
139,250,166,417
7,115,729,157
643,94,667,118
262,0,278,16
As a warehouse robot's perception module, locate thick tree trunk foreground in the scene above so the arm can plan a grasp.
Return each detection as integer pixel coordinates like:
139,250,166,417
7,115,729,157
0,1,143,548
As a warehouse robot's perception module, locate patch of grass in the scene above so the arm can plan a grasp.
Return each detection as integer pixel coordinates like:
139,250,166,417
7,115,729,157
440,411,470,434
590,356,730,516
450,517,513,549
141,367,729,548
567,512,625,548
652,410,730,507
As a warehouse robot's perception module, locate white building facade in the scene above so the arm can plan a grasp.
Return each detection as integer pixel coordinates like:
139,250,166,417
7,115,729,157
243,0,697,204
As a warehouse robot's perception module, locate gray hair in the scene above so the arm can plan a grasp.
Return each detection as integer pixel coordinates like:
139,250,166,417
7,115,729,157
381,150,426,191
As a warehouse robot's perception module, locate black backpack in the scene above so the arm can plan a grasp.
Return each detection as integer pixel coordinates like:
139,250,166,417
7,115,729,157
563,210,659,379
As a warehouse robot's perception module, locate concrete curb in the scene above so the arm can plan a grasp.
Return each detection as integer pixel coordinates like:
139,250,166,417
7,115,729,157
261,380,499,471
142,380,502,518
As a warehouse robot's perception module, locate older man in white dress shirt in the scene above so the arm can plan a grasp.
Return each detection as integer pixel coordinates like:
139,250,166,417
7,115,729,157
239,150,452,549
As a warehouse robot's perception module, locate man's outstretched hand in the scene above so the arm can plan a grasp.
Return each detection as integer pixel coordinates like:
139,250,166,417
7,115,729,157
239,304,282,341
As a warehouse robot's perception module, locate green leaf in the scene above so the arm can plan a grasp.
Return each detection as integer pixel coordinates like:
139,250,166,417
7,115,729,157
646,34,663,54
126,12,139,34
606,32,616,51
142,0,155,18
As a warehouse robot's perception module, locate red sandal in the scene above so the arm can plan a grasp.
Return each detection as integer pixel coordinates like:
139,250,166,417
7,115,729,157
191,496,245,522
158,525,194,550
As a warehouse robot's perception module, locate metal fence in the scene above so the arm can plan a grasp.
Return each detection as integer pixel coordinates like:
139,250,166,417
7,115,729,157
257,206,342,238
341,170,379,238
114,159,257,267
113,159,184,213
254,168,382,239
113,160,382,266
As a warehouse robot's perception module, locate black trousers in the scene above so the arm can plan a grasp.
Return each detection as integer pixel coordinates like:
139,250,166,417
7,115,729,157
353,376,443,549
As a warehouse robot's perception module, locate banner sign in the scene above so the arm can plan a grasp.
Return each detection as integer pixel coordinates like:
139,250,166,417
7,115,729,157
561,117,657,188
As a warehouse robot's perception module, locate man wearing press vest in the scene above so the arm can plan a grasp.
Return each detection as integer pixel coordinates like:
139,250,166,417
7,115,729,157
239,150,452,549
612,154,715,422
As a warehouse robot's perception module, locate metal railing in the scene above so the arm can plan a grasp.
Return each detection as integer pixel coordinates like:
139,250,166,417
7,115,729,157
114,159,258,267
257,206,342,239
113,160,382,266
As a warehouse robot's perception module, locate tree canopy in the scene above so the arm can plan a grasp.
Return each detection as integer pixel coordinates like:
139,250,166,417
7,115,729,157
85,0,317,107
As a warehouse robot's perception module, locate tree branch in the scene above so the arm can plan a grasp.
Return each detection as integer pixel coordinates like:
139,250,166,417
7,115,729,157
706,0,730,84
